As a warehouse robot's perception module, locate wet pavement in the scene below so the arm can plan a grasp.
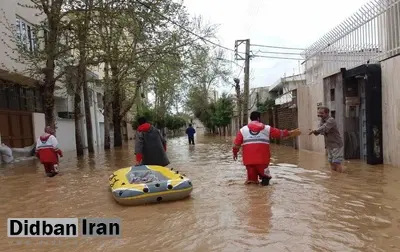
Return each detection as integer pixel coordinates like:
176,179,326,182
1,135,400,252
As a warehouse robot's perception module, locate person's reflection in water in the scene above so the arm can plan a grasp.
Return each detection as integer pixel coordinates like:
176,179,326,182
242,186,273,235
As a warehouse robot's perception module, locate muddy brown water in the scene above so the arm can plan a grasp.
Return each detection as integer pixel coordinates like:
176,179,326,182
1,135,400,252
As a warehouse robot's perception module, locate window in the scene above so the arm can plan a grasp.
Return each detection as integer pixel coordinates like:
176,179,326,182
330,88,335,101
0,85,7,109
7,86,20,110
97,92,103,109
331,110,336,118
19,88,26,110
35,89,43,112
26,89,35,111
0,79,43,112
16,16,35,52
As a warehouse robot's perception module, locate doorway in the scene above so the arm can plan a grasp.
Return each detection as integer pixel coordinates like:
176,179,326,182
341,64,383,165
0,110,34,148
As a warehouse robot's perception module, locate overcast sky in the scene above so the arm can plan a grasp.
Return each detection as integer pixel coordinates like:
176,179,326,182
183,0,371,94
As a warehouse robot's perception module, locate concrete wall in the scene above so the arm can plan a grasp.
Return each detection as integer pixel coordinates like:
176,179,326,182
297,83,325,152
56,119,76,152
323,73,345,139
32,113,45,140
381,55,400,167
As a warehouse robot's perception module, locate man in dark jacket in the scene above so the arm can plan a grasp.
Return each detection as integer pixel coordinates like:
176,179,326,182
185,123,196,145
134,117,170,166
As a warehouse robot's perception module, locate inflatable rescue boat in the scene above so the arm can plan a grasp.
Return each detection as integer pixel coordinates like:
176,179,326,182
109,165,193,206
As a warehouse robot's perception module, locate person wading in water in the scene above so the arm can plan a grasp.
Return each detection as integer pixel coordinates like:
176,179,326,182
233,111,301,185
309,106,344,172
35,126,63,177
185,123,196,145
134,117,170,167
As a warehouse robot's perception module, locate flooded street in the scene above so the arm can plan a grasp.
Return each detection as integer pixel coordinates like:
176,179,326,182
1,135,400,252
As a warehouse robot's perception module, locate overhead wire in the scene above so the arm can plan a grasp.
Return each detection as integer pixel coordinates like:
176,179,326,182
136,0,308,61
135,0,240,54
250,44,305,50
252,55,303,60
254,50,302,56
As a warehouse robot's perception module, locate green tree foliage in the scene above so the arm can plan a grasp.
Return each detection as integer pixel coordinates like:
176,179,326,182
165,114,186,133
132,107,186,134
92,0,217,147
187,92,234,132
184,46,232,130
256,98,275,113
211,93,234,127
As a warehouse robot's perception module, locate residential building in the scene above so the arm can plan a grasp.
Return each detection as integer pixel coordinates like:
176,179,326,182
269,73,305,107
0,0,45,148
248,86,274,114
299,0,400,166
53,70,105,151
0,0,123,152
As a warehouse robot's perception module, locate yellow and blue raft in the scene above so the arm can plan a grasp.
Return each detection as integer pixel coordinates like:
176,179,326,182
109,165,193,205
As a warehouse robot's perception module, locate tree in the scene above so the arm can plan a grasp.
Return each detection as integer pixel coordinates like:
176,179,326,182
1,0,74,130
184,47,232,130
64,0,99,156
211,93,234,135
165,114,186,136
256,98,275,113
68,0,98,154
92,0,211,147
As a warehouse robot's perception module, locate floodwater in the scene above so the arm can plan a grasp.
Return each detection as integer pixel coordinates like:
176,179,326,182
1,135,400,252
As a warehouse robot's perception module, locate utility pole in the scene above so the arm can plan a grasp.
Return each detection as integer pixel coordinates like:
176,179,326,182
233,78,242,130
235,39,250,125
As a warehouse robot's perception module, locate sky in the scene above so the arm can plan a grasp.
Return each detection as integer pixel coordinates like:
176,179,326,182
182,0,371,95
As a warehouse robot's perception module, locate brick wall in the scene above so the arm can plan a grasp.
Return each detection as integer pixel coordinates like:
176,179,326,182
260,107,299,148
260,109,273,125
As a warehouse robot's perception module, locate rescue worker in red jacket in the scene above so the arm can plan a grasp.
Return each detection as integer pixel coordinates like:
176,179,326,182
35,126,63,177
233,111,301,186
135,117,169,166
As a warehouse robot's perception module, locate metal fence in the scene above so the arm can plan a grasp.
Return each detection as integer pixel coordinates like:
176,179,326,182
302,0,400,84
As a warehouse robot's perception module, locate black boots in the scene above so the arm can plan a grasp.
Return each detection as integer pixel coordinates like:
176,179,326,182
260,176,271,186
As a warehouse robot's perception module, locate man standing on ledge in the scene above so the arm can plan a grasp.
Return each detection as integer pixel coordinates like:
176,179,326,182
309,106,344,172
233,111,301,186
135,117,170,167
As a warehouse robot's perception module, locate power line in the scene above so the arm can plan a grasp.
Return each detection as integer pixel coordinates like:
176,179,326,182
136,0,306,60
251,44,305,50
253,50,302,56
252,55,304,60
136,0,239,54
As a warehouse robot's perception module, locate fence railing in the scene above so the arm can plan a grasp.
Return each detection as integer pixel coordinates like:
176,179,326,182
303,0,400,82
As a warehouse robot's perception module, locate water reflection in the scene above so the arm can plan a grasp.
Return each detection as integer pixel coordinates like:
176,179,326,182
0,135,400,251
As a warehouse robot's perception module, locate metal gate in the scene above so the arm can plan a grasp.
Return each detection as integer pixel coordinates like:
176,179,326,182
359,80,367,161
0,110,34,148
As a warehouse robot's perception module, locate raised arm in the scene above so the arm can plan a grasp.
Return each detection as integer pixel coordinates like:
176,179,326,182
314,118,335,135
269,127,289,139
